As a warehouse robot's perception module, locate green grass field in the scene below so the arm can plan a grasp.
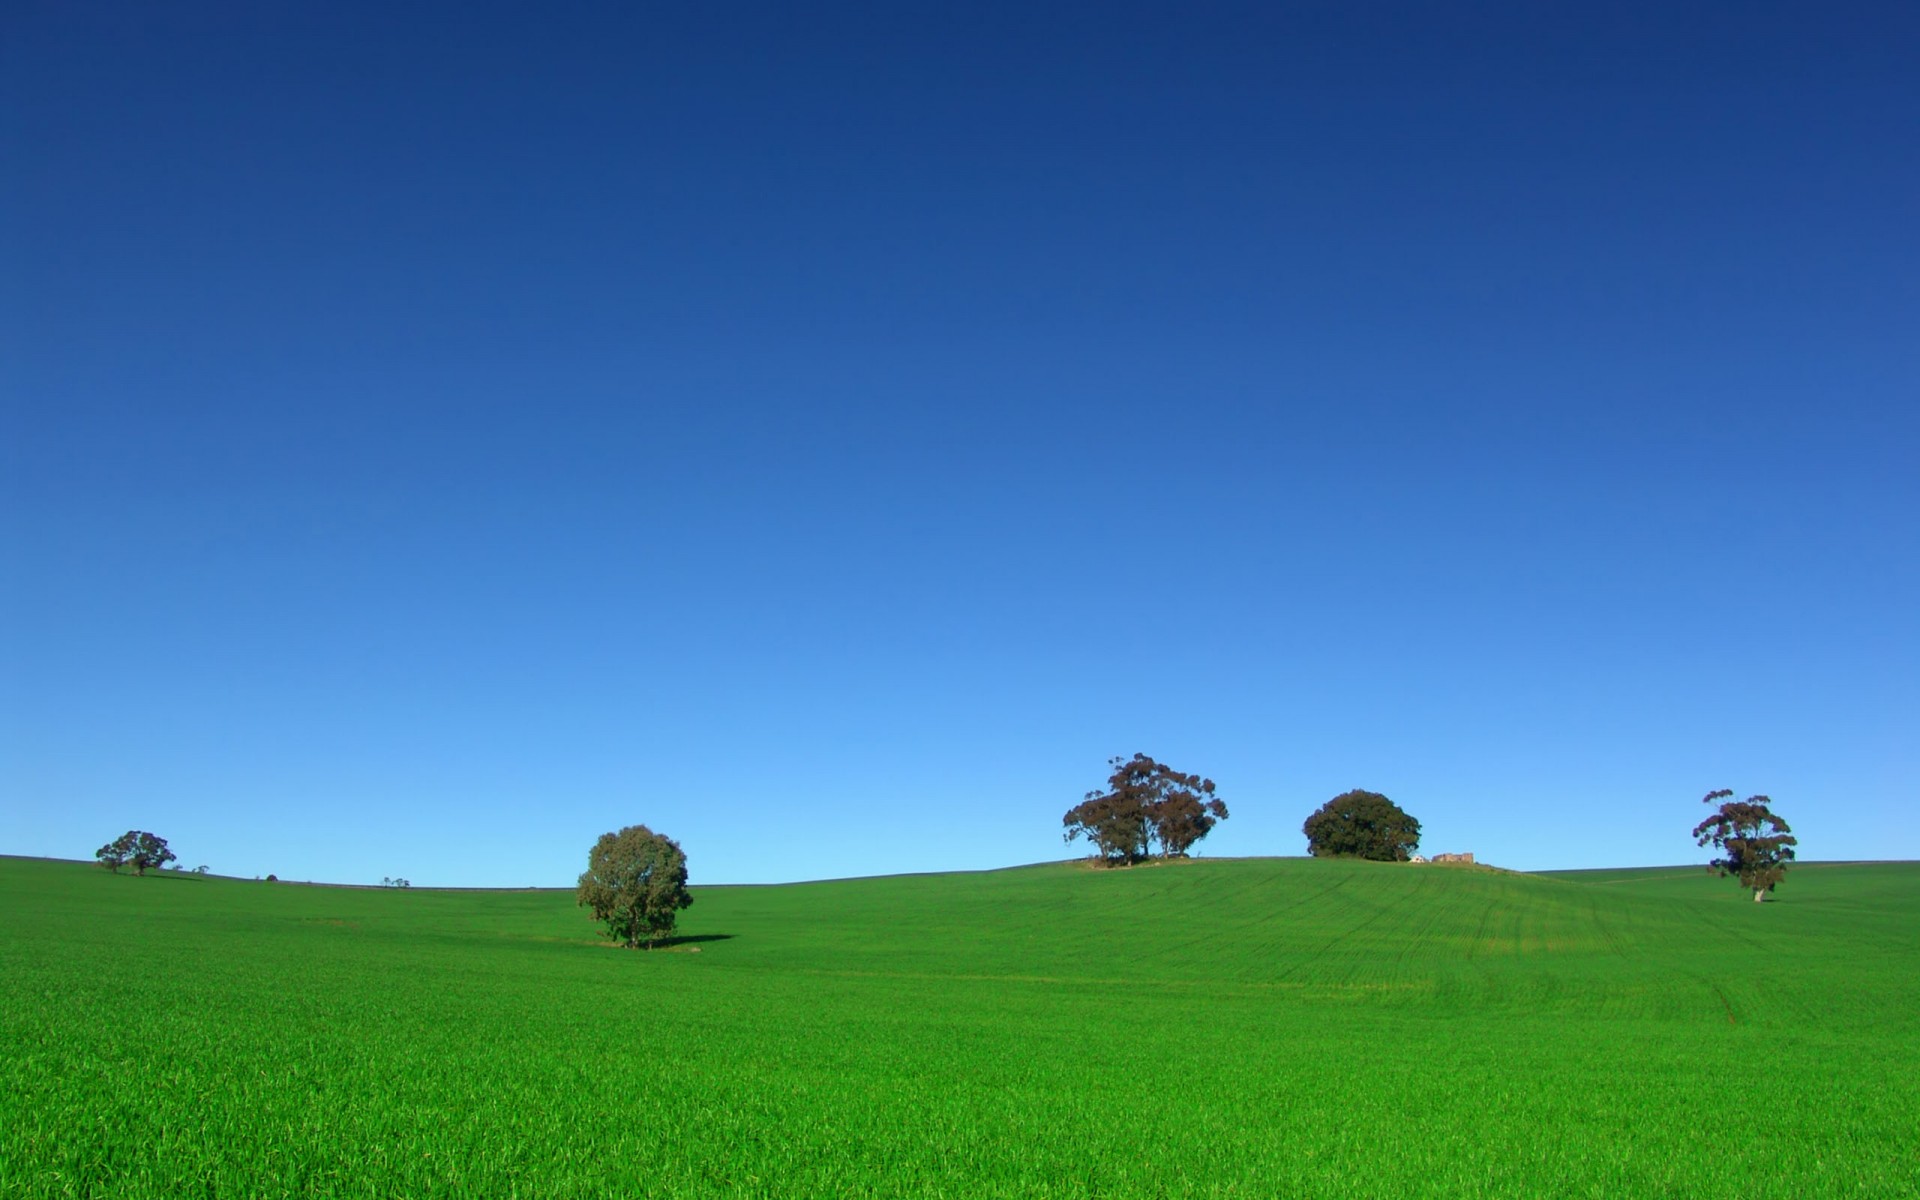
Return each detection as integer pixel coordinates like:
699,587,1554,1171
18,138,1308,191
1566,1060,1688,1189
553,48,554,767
3,855,1916,1198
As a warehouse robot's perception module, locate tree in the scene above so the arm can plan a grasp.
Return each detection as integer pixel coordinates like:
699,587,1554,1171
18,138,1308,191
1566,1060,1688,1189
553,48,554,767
577,825,694,948
1063,753,1228,866
1302,790,1421,861
95,831,176,875
1693,790,1796,902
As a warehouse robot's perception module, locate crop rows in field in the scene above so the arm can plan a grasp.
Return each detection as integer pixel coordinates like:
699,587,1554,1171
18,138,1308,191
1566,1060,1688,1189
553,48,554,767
3,856,1916,1197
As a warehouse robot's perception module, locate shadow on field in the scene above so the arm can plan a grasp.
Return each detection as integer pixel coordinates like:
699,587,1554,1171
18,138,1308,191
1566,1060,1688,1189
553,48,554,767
656,933,734,949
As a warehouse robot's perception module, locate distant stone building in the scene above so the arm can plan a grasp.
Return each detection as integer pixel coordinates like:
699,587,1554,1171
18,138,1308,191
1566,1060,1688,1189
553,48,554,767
1431,852,1475,864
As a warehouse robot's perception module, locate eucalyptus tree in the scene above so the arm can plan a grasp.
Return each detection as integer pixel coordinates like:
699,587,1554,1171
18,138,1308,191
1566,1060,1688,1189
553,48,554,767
1063,754,1228,865
95,831,176,875
1693,790,1796,902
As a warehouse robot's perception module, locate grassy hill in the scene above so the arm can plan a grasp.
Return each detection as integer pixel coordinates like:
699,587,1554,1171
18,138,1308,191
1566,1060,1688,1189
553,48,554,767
3,855,1915,1197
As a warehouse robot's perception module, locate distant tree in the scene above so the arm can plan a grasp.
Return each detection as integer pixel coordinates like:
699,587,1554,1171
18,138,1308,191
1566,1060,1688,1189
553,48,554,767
577,825,694,948
95,831,176,875
1063,754,1228,866
1302,790,1421,861
1693,790,1797,902
191,865,210,876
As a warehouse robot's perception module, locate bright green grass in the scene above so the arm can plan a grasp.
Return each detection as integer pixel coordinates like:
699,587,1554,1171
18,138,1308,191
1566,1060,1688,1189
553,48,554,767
3,855,1916,1198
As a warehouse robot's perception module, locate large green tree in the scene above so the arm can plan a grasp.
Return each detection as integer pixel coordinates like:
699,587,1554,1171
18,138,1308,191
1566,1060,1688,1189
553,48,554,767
1302,790,1420,861
577,825,694,948
1063,753,1228,865
95,831,176,875
1693,790,1796,902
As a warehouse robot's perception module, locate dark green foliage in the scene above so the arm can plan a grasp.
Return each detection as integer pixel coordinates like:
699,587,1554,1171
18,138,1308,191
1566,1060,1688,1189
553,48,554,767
95,834,134,872
1302,790,1421,861
129,833,175,875
1693,790,1797,901
95,831,175,875
1061,784,1151,863
1062,753,1228,865
577,825,694,948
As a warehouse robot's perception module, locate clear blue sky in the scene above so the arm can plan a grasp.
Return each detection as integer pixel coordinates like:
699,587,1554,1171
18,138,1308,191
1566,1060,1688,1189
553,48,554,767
4,2,1915,886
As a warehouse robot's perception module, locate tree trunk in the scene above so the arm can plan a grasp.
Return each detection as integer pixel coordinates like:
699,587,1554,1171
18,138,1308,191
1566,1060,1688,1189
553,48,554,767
1753,888,1766,902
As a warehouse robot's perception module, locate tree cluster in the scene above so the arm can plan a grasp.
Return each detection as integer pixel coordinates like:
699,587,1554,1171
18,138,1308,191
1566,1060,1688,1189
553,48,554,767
95,831,177,875
381,876,412,889
1063,754,1228,866
1302,791,1421,861
577,824,694,948
1693,790,1796,901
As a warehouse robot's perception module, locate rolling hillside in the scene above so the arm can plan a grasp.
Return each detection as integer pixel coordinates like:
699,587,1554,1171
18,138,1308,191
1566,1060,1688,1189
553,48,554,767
3,855,1915,1197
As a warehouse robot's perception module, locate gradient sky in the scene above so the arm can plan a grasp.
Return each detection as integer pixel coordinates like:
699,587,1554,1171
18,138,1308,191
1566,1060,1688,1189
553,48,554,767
4,2,1915,886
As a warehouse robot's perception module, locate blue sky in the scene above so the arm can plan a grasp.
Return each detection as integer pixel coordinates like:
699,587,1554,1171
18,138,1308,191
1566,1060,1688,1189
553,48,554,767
4,2,1915,886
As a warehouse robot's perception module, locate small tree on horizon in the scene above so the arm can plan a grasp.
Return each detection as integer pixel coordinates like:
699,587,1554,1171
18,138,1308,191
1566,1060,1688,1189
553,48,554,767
577,825,694,948
1693,790,1796,902
1302,791,1421,861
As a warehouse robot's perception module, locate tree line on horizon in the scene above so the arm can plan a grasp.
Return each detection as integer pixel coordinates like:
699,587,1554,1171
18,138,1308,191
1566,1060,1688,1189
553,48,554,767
1060,753,1425,866
83,768,1803,954
1055,755,1801,905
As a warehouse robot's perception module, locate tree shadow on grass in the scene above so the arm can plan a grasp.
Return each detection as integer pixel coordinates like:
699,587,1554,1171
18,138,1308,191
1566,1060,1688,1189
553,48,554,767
654,933,734,949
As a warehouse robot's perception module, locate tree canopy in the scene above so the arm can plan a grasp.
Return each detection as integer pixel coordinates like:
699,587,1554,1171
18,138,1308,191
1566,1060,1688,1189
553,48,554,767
95,831,176,875
1302,791,1421,861
1692,790,1796,902
576,825,694,948
1063,754,1228,866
